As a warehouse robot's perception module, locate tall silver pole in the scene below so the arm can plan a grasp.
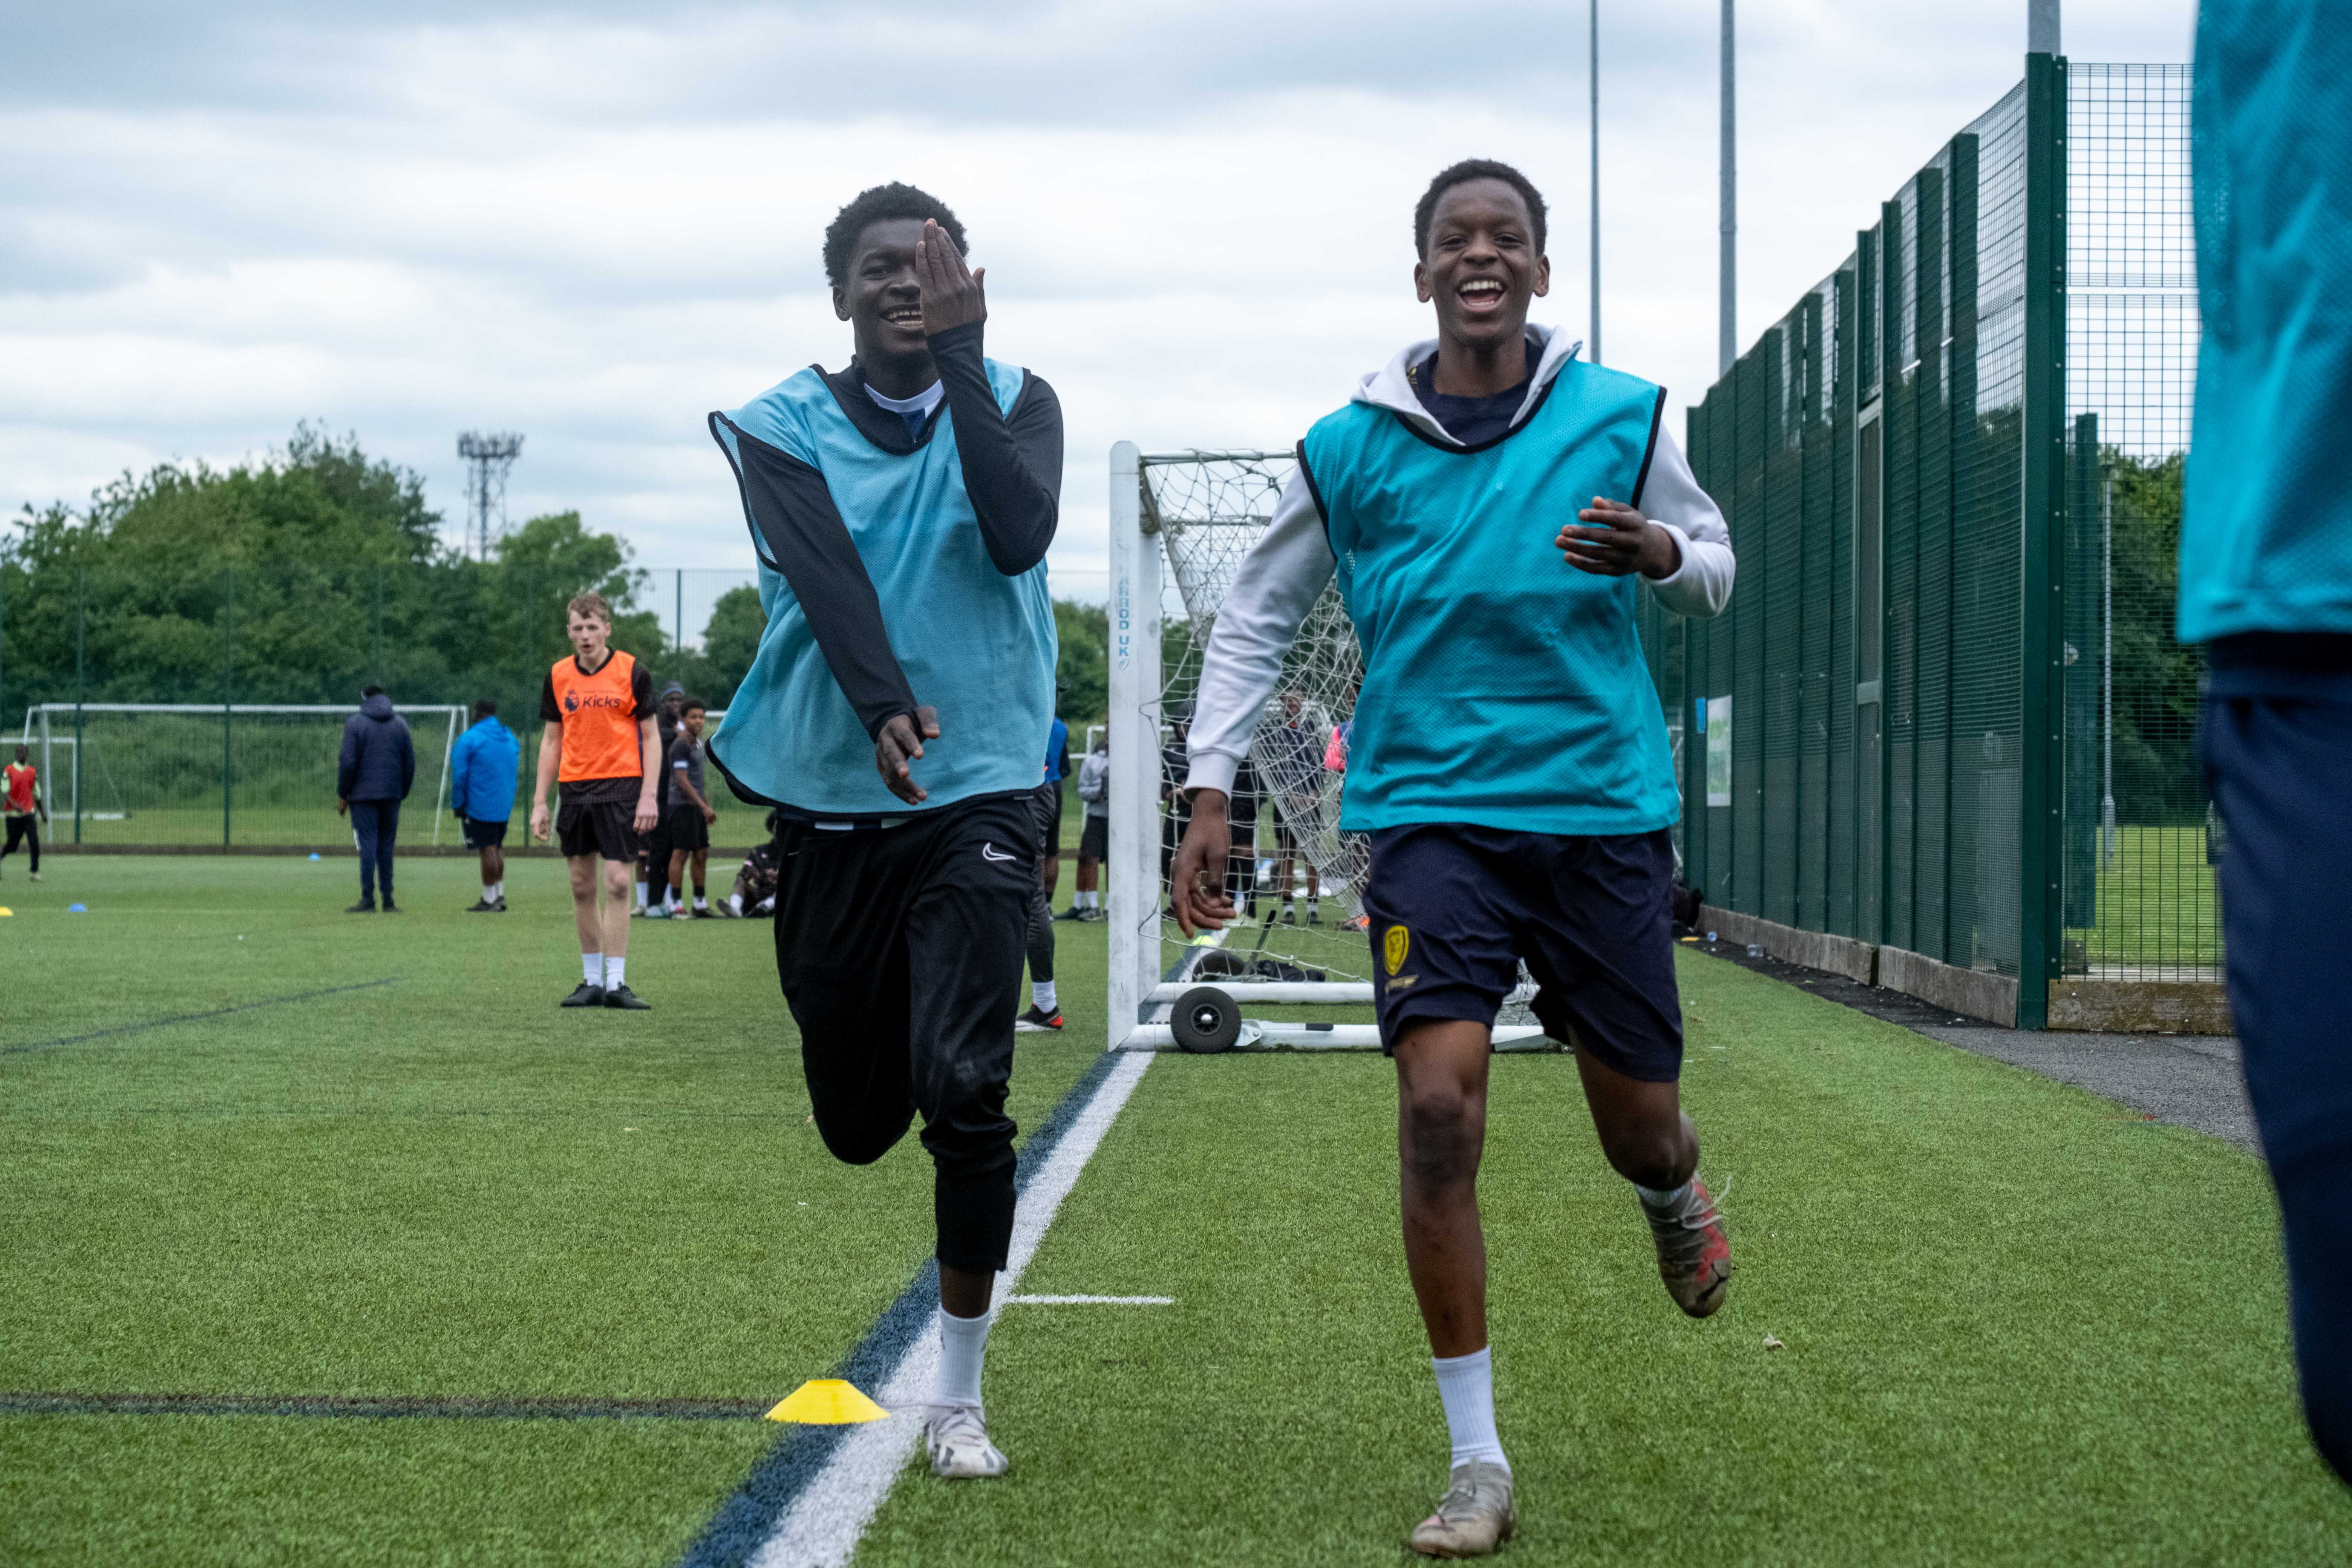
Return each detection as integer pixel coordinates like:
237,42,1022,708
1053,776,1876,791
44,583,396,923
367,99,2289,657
2028,0,2061,55
1588,0,1602,366
1720,0,1737,375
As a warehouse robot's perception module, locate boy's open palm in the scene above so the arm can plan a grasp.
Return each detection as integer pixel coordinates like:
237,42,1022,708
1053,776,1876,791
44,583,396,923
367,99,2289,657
916,219,985,335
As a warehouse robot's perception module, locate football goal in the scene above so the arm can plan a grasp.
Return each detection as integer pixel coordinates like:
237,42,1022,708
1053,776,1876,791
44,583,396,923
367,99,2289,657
20,704,465,849
1105,445,1549,1054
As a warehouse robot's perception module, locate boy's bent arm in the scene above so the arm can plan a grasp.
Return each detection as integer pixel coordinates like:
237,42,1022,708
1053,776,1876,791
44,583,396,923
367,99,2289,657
720,418,924,738
1185,467,1338,798
1632,426,1736,619
931,321,1061,575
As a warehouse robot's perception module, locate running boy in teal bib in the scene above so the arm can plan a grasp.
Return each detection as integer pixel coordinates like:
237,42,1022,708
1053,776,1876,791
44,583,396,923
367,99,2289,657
1173,159,1738,1558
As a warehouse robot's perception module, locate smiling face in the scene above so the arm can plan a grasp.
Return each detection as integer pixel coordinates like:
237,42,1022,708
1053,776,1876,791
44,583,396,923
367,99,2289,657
834,217,933,367
1414,178,1550,354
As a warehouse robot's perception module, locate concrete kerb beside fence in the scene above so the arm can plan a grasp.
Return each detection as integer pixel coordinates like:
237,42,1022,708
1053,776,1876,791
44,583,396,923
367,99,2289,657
1692,903,2228,1036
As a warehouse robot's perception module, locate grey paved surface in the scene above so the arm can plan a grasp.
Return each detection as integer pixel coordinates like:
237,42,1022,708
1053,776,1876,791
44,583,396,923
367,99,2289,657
1687,936,2257,1154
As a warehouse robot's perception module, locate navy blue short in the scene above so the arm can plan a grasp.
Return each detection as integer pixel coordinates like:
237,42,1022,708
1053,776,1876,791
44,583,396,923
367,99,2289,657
1360,824,1684,1082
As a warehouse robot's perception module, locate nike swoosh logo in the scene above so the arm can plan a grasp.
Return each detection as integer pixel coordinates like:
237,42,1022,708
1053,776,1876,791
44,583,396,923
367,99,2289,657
980,843,1015,862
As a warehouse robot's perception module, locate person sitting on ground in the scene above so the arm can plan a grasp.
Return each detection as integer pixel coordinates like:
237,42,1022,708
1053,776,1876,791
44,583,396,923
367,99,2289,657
721,811,785,918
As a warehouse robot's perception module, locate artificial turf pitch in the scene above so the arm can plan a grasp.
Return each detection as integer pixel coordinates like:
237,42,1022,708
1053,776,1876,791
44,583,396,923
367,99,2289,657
3,855,2348,1564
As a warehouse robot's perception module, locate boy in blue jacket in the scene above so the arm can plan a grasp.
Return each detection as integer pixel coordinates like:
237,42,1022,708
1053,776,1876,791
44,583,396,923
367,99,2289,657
449,698,521,911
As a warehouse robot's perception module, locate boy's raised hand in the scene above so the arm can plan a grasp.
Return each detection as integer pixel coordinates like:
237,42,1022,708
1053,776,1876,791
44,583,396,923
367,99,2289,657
1558,496,1682,579
916,219,985,335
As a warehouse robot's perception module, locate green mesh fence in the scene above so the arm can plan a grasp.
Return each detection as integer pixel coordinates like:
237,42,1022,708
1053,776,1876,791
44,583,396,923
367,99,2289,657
1658,58,2199,1012
2061,64,2210,981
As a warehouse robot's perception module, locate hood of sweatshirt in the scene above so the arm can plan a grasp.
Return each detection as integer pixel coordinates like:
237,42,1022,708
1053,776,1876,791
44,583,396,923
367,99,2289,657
360,692,396,721
1348,322,1583,448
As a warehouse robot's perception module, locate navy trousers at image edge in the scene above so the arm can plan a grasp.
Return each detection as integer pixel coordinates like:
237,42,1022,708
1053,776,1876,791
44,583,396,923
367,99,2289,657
770,794,1034,1273
349,799,400,903
2204,692,2352,1483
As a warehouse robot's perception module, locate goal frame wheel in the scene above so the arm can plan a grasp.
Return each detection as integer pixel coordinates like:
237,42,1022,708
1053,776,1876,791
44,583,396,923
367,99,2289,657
1170,985,1242,1054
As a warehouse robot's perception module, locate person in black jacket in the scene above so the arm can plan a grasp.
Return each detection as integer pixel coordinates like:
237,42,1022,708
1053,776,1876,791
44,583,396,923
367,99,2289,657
337,685,416,912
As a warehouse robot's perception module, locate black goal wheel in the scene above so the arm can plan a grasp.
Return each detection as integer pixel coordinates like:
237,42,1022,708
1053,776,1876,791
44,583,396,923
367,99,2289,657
1170,986,1242,1054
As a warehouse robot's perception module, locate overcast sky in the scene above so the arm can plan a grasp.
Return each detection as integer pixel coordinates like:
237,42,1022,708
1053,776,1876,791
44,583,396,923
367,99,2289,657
3,0,2196,614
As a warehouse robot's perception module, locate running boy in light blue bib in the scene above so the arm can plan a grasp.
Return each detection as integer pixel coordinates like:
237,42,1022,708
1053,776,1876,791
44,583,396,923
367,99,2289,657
1172,159,1738,1559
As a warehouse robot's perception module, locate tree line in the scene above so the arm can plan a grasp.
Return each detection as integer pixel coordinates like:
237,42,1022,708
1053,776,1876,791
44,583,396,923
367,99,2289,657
0,426,1110,731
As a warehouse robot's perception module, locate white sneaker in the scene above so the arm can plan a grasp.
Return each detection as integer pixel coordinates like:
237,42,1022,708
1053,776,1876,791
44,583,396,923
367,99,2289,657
923,1403,1008,1479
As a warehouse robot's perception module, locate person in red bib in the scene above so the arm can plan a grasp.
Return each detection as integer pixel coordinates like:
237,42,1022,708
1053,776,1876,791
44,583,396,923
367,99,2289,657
1,744,44,882
528,592,662,1009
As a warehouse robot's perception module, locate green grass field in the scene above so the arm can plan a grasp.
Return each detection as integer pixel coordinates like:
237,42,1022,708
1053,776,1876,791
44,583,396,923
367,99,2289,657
3,854,2346,1565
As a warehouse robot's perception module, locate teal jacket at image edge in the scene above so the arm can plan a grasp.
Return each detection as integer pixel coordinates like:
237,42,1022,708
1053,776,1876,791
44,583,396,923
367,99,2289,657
710,358,1056,815
2180,2,2352,642
1301,357,1677,835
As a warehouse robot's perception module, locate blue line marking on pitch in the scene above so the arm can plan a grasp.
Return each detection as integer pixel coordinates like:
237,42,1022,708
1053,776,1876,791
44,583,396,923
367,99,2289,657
3,978,400,1058
676,1046,1126,1568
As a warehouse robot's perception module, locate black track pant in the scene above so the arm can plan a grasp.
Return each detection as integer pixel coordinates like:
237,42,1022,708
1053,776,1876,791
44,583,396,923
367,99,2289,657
2,813,37,873
1024,782,1056,984
773,793,1036,1273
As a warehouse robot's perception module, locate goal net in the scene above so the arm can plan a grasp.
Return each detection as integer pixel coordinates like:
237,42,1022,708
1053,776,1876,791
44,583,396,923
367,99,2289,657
1105,447,1547,1052
21,704,464,849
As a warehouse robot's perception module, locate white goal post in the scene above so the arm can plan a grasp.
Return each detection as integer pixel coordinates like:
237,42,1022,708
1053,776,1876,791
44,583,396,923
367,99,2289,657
1106,444,1550,1054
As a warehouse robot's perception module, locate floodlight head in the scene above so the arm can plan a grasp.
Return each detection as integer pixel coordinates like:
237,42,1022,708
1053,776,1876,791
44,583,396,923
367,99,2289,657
458,432,524,461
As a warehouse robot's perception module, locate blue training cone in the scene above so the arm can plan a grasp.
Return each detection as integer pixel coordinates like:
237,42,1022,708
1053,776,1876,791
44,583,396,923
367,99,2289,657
67,903,88,913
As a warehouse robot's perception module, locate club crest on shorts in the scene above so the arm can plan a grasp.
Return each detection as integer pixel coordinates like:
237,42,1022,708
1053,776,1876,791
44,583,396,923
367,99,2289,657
1383,924,1410,977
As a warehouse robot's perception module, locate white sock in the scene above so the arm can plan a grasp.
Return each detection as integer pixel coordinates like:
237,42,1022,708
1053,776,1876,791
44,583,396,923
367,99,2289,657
1432,1346,1509,1472
728,892,743,914
483,883,497,902
1635,1180,1692,1212
1082,890,1099,910
694,894,707,910
582,953,603,987
605,956,625,989
1032,980,1057,1012
492,881,504,901
933,1305,994,1410
635,883,649,909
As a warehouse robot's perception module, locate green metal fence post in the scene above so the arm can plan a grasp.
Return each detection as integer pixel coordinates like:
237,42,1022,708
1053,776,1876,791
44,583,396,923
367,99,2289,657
2018,51,2069,1029
73,568,84,845
222,570,235,848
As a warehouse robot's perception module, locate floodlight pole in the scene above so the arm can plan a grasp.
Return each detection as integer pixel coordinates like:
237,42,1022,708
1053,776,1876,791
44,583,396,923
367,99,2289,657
1720,0,1737,375
1589,0,1602,366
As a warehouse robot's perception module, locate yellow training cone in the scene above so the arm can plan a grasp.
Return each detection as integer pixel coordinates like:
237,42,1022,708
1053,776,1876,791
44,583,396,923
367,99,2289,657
765,1378,888,1424
0,906,12,916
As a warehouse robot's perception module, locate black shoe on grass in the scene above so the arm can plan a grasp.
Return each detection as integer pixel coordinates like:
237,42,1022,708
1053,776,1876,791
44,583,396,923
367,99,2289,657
381,900,400,913
603,984,651,1011
1054,905,1086,922
466,899,498,912
346,901,375,914
1014,1006,1064,1032
560,983,605,1008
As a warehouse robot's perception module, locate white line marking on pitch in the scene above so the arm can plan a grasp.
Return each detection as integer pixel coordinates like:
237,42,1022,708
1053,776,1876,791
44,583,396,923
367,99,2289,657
1003,1294,1172,1305
747,1048,1155,1568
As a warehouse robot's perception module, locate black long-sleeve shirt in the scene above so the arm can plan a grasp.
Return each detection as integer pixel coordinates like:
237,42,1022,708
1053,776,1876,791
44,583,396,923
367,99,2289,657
720,322,1061,742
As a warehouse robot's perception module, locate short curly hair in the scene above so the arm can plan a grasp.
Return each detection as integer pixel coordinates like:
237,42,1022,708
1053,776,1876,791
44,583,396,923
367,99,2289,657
1413,159,1548,260
822,183,968,290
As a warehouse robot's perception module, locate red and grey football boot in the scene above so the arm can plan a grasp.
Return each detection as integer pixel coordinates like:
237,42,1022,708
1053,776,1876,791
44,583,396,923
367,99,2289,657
1641,1177,1732,1318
